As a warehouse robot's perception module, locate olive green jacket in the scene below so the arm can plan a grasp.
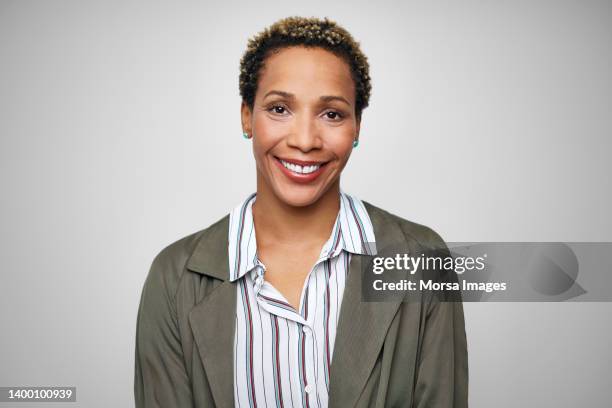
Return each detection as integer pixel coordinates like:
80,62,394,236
134,201,468,407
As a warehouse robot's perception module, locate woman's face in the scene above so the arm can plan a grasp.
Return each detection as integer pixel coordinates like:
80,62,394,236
241,46,360,207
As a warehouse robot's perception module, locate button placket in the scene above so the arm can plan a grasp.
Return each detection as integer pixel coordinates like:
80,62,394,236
301,322,317,401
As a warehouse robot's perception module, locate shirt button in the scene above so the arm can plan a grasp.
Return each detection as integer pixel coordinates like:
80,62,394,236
304,384,314,393
302,326,311,334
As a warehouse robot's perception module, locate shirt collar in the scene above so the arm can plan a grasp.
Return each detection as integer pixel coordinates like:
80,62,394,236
227,189,377,282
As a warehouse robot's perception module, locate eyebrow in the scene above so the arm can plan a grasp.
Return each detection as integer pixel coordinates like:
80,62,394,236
263,90,351,106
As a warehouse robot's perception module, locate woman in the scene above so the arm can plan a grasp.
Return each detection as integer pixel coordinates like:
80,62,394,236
135,16,468,408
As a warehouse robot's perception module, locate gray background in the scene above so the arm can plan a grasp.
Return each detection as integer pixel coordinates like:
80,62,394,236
1,0,611,406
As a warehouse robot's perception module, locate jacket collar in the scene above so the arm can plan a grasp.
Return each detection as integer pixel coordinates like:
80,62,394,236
186,200,410,408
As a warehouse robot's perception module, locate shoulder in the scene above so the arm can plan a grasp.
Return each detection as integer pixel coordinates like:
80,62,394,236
361,199,448,252
143,214,229,299
360,200,459,303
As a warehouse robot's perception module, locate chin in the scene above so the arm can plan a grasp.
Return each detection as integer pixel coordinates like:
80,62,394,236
273,184,326,208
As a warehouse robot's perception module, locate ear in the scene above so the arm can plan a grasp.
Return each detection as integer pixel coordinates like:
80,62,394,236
240,101,253,136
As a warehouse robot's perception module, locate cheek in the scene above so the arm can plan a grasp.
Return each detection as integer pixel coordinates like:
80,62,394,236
252,115,285,150
252,108,285,133
331,138,354,163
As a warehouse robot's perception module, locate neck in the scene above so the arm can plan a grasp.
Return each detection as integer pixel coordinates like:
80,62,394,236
252,177,341,246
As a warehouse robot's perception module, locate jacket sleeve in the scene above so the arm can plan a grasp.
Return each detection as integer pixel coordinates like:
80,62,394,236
412,230,469,408
134,252,194,407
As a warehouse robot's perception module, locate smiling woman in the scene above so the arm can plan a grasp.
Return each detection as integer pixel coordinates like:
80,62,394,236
135,16,468,408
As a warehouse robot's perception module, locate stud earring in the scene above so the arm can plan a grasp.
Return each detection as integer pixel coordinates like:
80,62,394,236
243,132,250,139
353,139,359,148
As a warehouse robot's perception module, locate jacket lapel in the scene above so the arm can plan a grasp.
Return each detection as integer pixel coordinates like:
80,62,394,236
189,279,236,408
185,202,410,408
186,216,237,408
328,201,409,408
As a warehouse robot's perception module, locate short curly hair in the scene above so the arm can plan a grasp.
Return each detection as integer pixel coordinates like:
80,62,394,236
239,16,371,120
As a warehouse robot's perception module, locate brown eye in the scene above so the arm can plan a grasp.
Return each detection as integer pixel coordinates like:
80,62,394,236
268,104,288,115
325,111,343,120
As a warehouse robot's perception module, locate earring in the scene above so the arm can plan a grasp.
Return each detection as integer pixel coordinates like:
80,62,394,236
243,132,251,139
353,139,359,148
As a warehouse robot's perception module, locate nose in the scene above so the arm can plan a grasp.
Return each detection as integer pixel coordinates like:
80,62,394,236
286,114,323,152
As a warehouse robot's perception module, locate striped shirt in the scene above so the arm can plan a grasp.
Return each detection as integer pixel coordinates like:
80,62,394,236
228,190,377,408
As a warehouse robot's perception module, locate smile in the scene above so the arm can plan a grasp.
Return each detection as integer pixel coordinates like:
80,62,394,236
273,156,329,183
279,159,322,175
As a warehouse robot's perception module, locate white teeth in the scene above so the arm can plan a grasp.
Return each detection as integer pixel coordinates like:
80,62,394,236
280,159,322,175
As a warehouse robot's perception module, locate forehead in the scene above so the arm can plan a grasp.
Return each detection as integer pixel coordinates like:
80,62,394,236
257,46,355,101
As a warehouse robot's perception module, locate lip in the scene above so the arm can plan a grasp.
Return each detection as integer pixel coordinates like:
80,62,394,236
275,156,328,166
273,156,329,184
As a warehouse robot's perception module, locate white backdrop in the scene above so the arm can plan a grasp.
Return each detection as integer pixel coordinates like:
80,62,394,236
1,0,611,406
